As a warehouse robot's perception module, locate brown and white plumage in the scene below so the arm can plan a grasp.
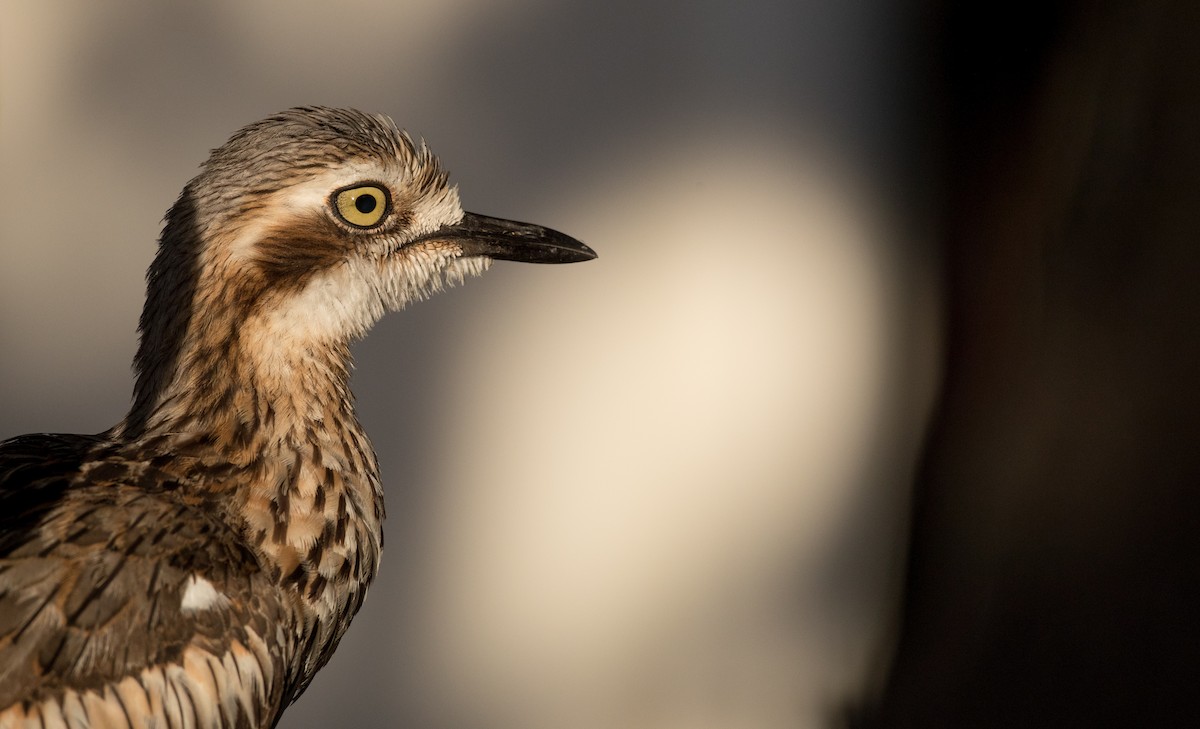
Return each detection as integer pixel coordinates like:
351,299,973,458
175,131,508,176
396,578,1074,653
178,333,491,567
0,107,594,729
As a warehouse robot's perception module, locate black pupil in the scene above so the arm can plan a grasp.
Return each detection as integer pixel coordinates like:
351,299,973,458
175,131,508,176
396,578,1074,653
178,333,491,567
355,193,377,214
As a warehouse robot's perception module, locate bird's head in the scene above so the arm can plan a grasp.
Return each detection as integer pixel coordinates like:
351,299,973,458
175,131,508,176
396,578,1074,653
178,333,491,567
128,107,593,433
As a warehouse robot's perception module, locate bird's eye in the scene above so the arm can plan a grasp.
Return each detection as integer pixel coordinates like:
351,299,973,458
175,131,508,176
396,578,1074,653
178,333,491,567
333,185,390,228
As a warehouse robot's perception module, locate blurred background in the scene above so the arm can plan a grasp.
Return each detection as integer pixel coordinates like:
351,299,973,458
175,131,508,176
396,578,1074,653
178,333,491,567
3,1,1197,728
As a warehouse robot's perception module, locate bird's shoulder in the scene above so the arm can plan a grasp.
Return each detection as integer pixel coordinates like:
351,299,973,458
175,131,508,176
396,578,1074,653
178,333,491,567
0,432,304,727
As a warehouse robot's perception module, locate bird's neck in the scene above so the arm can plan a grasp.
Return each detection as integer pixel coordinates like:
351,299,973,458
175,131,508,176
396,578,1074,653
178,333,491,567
126,319,358,456
118,316,384,628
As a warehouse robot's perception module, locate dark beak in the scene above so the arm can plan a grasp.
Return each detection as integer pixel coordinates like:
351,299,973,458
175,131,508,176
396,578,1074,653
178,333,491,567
418,212,596,264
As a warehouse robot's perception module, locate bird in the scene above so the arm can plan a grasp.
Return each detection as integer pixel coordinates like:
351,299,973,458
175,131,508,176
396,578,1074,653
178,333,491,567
0,107,595,729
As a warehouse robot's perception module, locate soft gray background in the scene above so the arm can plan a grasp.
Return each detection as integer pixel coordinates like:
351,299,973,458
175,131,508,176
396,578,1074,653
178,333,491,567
1,2,936,727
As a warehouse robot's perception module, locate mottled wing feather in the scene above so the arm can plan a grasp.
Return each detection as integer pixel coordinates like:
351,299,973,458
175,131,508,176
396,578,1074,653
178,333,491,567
0,434,301,729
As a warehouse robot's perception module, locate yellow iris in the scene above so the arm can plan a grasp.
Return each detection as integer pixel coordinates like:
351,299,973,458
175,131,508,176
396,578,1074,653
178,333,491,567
334,185,389,228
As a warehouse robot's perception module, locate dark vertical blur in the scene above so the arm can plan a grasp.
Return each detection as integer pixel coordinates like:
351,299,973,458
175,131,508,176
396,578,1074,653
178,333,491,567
864,1,1200,726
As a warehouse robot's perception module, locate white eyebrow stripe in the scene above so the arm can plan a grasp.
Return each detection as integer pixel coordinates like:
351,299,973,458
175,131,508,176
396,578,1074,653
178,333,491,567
180,575,230,613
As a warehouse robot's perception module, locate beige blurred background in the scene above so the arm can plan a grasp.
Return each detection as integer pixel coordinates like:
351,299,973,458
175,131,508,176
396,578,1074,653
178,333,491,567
0,2,938,727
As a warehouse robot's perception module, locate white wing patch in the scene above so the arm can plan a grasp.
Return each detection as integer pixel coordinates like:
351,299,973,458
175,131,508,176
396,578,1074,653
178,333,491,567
180,575,230,613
